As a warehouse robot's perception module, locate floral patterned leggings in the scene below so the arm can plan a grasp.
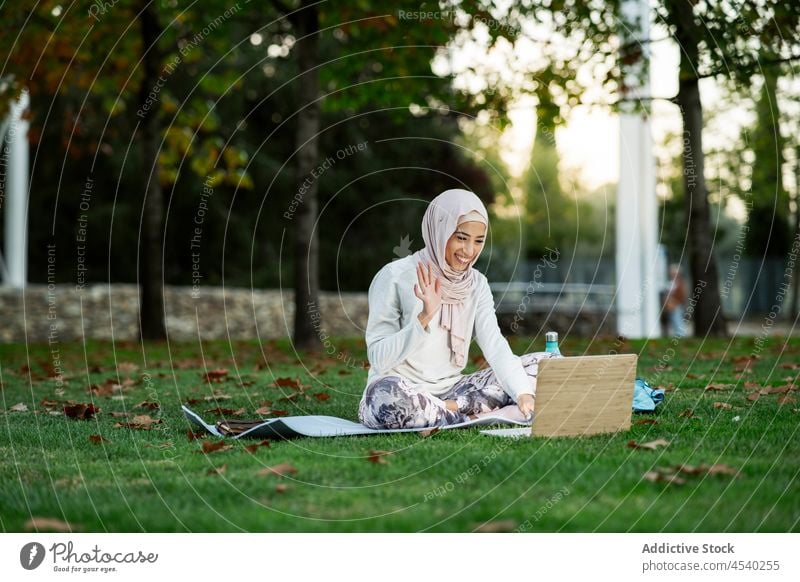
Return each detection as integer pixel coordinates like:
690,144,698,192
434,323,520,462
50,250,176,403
358,351,562,429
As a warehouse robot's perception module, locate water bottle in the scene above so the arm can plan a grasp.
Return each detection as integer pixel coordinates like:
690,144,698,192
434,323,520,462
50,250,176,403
545,331,562,356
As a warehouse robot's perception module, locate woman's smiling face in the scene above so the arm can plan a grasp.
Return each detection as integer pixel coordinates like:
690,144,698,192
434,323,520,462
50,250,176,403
445,221,486,271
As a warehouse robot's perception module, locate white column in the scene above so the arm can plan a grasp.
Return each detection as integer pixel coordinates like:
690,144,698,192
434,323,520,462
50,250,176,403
3,90,29,288
616,0,660,337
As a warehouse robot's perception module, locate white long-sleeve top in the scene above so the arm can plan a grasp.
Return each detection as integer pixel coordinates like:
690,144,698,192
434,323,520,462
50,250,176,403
364,255,534,400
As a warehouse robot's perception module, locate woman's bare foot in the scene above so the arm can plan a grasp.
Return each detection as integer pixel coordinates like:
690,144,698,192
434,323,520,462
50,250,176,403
443,399,458,412
443,399,476,419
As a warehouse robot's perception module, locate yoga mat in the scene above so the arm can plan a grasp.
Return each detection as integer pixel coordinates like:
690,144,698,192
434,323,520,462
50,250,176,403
182,404,533,440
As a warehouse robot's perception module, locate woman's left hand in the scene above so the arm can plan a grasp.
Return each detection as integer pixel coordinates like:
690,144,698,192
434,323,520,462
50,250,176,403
517,394,535,419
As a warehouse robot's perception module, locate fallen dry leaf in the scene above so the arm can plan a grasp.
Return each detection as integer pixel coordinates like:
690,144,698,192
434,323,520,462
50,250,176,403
777,395,797,405
419,427,440,438
678,409,695,418
257,462,298,477
779,362,800,370
254,406,273,416
275,484,289,493
313,392,330,401
633,418,658,426
671,463,702,475
645,463,740,485
244,440,271,453
88,378,130,396
705,383,733,392
628,438,670,450
204,407,246,417
87,383,113,397
337,369,351,376
135,401,160,411
714,402,733,409
9,402,29,413
130,414,161,428
202,368,229,383
643,470,687,485
64,403,100,420
733,359,756,373
207,464,227,475
88,435,109,445
671,463,739,477
24,517,74,532
40,398,63,409
367,450,392,464
187,430,206,441
274,377,302,389
201,440,232,454
114,414,162,430
747,392,761,402
761,385,792,395
271,410,288,417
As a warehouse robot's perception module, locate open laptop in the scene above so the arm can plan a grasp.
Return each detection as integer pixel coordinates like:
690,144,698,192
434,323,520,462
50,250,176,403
480,354,638,438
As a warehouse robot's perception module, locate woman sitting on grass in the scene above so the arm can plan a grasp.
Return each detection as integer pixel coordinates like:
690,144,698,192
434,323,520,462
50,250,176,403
358,188,563,429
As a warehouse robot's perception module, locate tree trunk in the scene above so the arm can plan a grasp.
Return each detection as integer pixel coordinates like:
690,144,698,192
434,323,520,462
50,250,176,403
673,5,727,337
137,2,166,340
292,0,322,352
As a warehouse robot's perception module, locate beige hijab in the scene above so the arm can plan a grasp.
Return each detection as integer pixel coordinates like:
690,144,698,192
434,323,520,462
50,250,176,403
411,189,488,368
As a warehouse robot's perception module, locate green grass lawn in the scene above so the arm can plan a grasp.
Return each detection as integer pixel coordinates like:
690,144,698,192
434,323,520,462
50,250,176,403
1,335,798,532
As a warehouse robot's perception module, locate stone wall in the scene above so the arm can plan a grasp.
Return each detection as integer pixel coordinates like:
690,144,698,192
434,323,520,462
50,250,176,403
0,284,369,343
0,284,613,343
